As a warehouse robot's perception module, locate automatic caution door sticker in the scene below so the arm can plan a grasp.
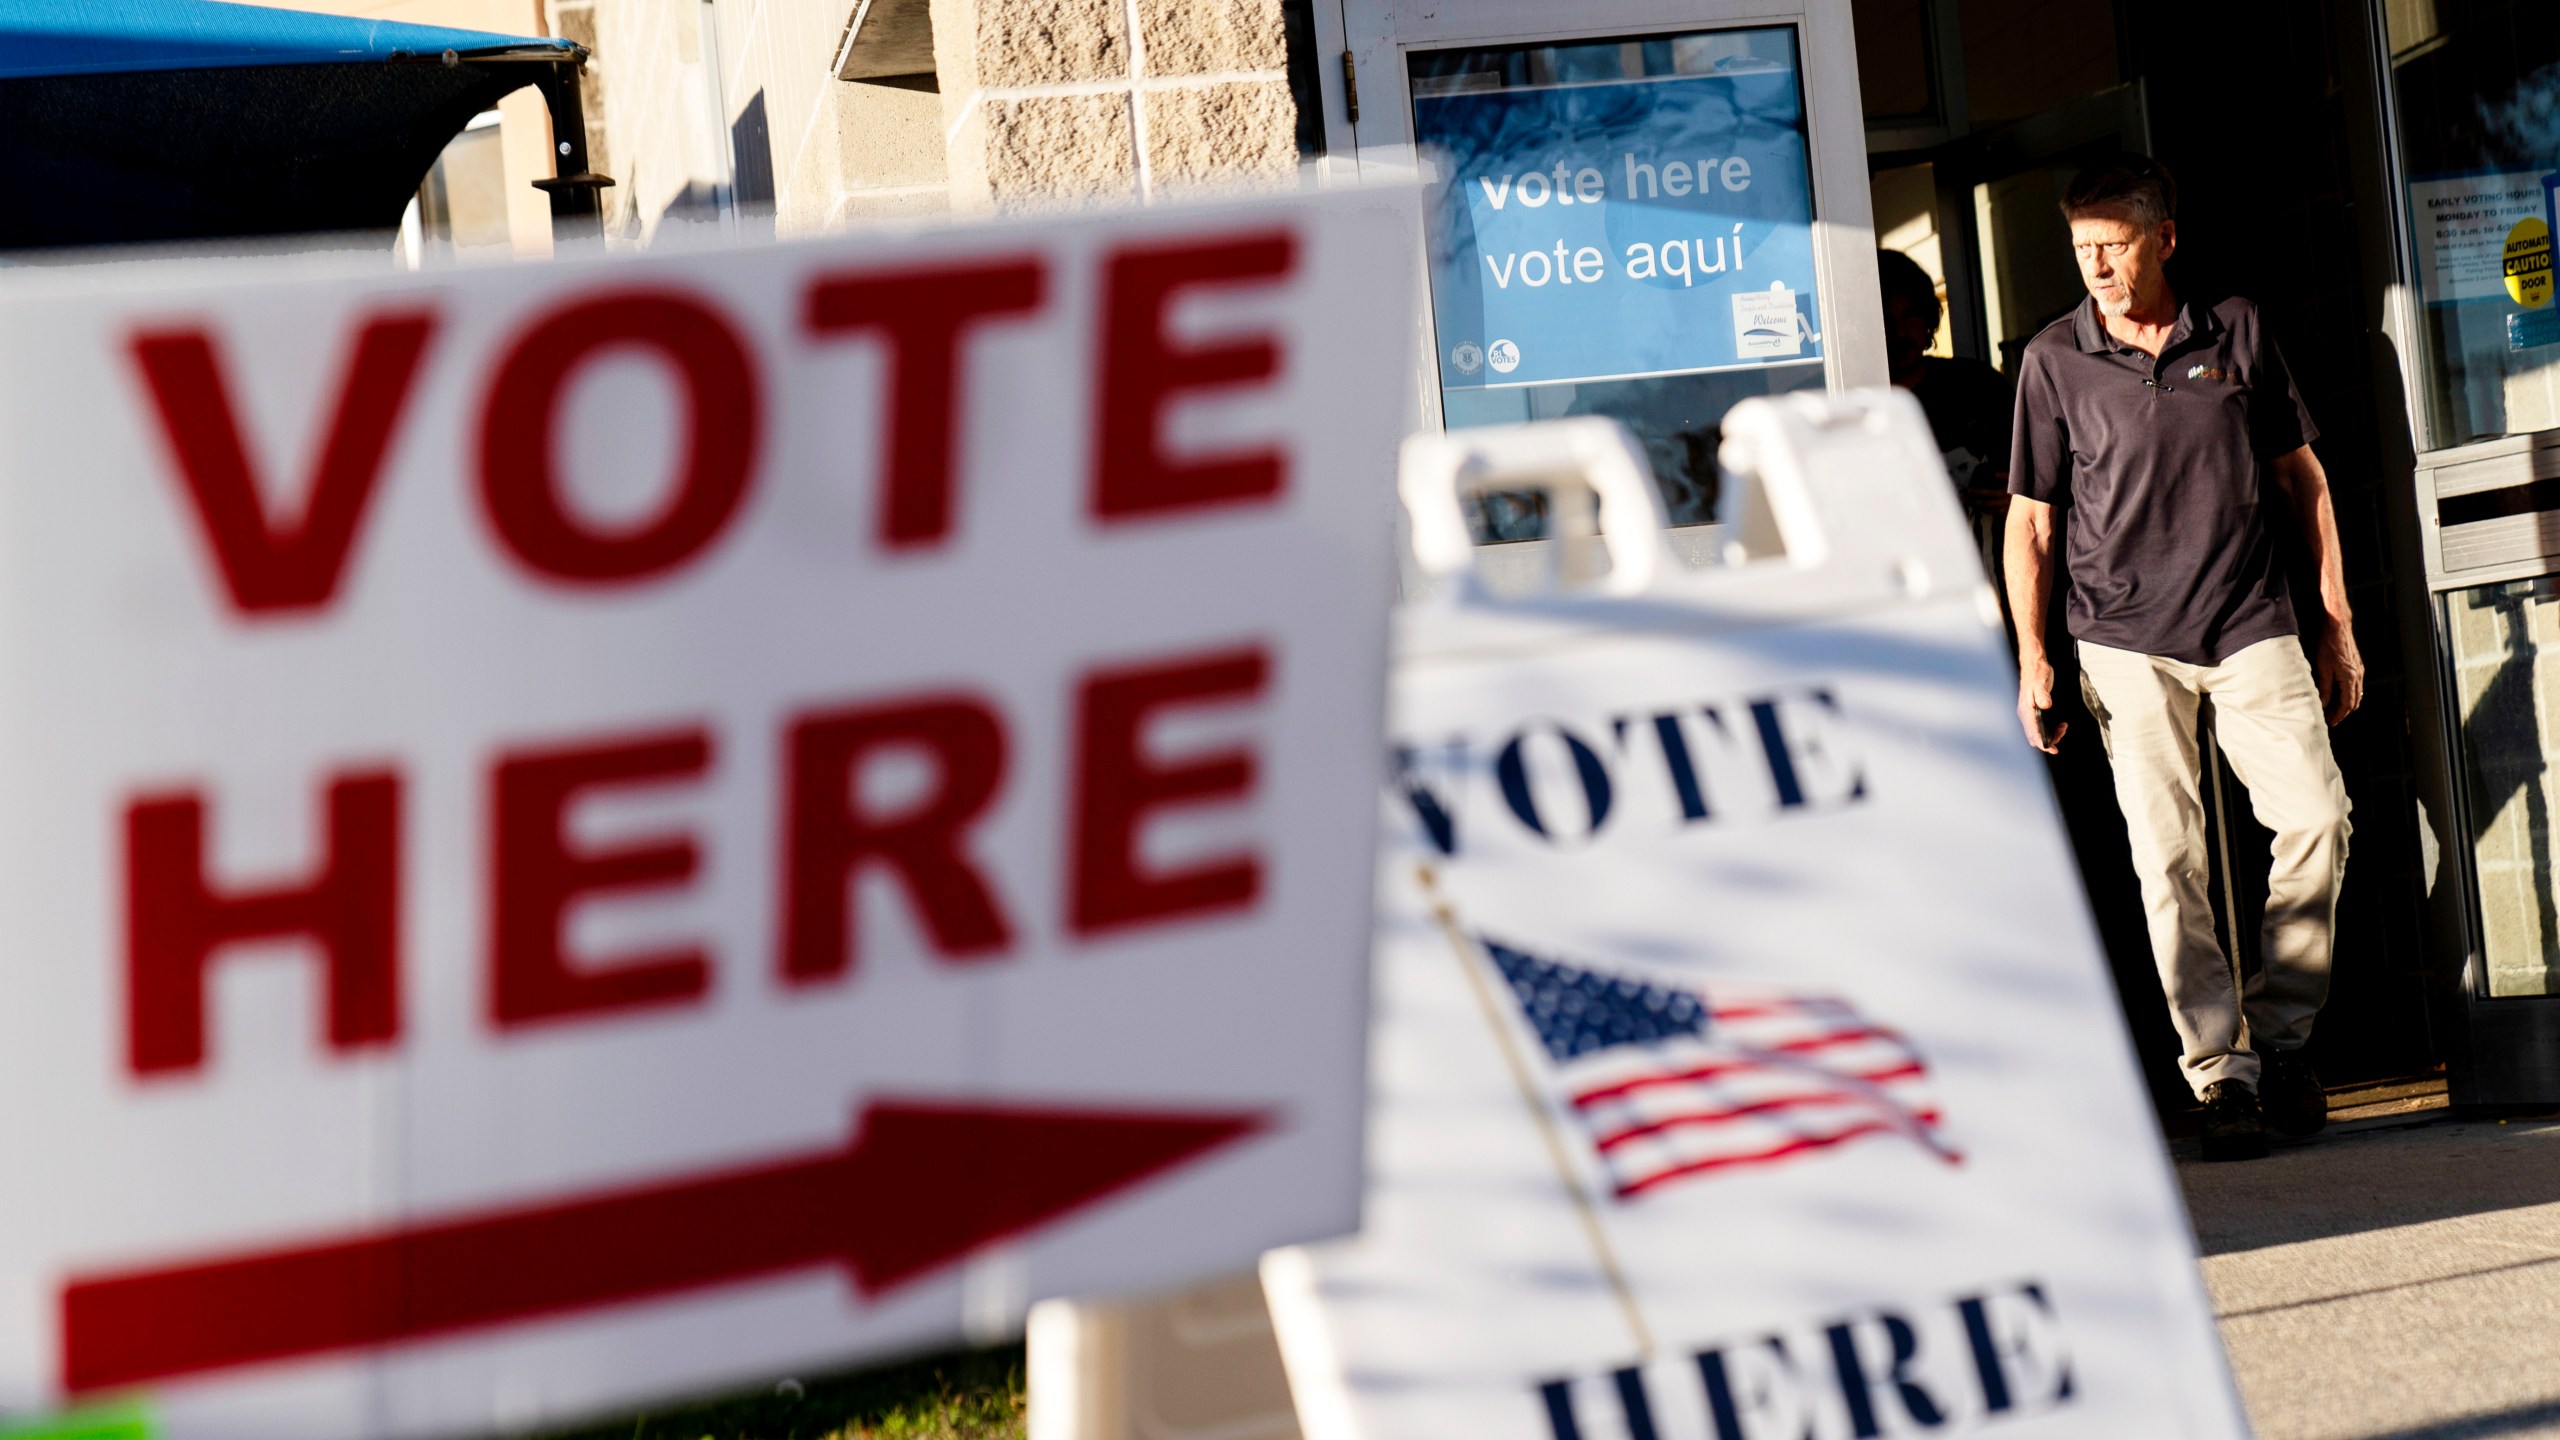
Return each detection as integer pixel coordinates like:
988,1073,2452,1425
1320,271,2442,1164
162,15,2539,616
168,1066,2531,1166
2506,216,2552,308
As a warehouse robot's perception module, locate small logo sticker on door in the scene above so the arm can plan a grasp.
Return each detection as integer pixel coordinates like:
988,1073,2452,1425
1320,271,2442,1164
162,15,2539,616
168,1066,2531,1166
1487,339,1521,374
1732,284,1803,358
1451,342,1484,375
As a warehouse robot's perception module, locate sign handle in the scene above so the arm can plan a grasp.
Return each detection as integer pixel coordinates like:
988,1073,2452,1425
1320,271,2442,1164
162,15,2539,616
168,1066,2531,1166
1398,418,1669,599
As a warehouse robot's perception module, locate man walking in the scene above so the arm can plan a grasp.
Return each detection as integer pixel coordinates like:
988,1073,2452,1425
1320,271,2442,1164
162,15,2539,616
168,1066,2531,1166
2005,155,2359,1162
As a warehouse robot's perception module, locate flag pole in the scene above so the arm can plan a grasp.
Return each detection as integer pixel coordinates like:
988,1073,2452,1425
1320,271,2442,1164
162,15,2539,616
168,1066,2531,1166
1415,863,1655,1359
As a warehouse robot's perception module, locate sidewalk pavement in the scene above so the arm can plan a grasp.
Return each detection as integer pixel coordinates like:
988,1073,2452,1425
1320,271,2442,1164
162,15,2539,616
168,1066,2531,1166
2179,1101,2560,1439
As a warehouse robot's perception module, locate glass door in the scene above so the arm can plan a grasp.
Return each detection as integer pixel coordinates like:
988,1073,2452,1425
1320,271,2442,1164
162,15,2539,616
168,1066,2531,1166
2389,0,2560,449
1403,29,1827,534
2389,0,2560,1098
1336,0,1884,540
2447,578,2560,996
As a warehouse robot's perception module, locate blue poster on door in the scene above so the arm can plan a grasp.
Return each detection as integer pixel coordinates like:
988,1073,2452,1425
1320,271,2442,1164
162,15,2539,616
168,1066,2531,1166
1414,64,1824,391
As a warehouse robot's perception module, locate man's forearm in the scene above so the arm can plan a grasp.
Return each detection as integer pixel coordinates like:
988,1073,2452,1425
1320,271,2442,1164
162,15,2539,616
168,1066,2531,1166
2273,447,2364,719
2278,450,2353,625
2004,503,2053,664
2305,490,2352,625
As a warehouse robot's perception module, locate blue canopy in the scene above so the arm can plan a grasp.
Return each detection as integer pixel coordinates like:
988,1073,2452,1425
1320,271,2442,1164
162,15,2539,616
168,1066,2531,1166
0,0,590,251
0,0,575,81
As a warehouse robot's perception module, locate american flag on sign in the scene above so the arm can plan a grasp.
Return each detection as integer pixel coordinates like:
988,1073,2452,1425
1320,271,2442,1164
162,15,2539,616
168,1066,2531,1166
1481,937,1960,1199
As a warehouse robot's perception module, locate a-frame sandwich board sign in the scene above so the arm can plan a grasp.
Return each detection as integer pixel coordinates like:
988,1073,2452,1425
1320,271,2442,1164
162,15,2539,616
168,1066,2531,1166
1264,400,2250,1440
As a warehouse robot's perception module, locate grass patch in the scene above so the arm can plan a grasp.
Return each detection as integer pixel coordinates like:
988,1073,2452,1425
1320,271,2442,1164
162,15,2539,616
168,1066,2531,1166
531,1343,1024,1440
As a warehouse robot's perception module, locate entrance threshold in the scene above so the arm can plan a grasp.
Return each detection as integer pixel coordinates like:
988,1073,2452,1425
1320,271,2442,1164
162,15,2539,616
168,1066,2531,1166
2326,1070,2453,1127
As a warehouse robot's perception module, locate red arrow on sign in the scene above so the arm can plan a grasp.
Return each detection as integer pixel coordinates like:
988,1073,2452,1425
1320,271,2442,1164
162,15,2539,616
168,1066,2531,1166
60,1098,1265,1394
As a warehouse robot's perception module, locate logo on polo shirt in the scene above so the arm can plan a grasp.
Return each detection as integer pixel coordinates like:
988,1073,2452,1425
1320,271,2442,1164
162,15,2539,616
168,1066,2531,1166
2186,364,2230,382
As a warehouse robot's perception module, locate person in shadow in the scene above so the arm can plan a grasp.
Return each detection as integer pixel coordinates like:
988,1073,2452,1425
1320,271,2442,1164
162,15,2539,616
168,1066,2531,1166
1879,247,2012,579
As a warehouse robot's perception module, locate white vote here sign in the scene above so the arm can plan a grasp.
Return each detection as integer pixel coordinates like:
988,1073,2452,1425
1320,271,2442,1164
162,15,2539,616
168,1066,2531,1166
1266,405,2245,1439
0,191,1413,1438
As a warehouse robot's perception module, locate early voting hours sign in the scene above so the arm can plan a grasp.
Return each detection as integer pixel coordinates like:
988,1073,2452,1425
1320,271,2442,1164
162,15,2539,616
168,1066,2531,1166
1265,404,2245,1439
0,191,1413,1439
1416,38,1825,390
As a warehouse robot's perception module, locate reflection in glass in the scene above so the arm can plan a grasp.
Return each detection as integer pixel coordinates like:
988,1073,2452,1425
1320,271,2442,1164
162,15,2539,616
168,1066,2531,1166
2391,0,2560,447
1407,28,1827,538
2451,579,2560,994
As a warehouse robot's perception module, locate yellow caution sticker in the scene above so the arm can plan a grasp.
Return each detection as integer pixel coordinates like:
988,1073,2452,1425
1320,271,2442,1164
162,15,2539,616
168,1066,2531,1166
2507,216,2553,307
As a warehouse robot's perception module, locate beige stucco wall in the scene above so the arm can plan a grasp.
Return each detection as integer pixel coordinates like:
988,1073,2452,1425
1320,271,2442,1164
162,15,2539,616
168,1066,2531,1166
544,0,721,238
785,80,952,230
539,0,1297,246
241,0,1302,249
549,0,960,240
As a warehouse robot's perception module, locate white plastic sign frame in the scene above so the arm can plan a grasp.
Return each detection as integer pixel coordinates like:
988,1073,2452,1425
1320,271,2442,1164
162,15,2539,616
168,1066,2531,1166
0,190,1415,1439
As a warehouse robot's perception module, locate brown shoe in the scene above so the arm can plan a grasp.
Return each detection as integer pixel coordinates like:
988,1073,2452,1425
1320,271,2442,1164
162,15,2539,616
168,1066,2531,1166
2199,1080,2270,1162
2259,1049,2327,1138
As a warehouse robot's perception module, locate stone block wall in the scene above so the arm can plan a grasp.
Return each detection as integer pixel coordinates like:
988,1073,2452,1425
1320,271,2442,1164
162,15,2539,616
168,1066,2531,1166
786,80,952,230
931,0,1297,209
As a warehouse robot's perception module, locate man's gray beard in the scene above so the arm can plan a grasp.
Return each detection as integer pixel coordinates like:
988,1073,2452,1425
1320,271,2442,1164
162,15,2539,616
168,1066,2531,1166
2094,293,2133,317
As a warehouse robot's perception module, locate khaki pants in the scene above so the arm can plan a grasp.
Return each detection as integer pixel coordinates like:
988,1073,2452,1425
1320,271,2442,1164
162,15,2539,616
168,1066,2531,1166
2077,636,2351,1096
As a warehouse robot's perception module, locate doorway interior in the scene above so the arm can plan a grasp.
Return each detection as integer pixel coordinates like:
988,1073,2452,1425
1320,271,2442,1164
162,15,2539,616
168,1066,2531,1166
1295,0,2446,1112
1852,0,2444,1113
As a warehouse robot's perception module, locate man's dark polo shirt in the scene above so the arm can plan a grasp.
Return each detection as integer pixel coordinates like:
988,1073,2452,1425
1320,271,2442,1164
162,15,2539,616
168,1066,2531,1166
2007,294,2318,665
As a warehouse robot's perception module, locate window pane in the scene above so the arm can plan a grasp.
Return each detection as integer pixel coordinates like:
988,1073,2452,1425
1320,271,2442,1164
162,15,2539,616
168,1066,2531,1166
1409,28,1825,536
2392,0,2560,448
2450,579,2560,994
